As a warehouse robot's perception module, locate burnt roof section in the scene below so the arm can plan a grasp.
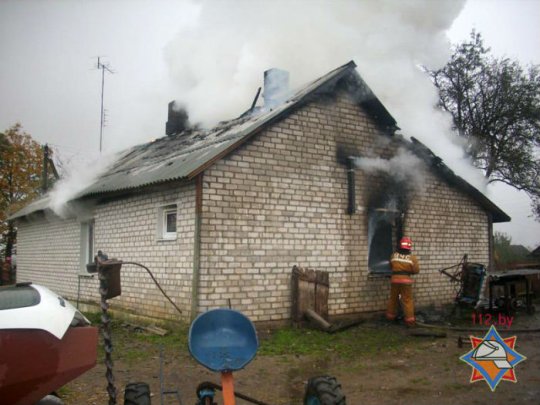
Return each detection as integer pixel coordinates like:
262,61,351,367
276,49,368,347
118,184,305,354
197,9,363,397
406,137,510,223
75,61,396,198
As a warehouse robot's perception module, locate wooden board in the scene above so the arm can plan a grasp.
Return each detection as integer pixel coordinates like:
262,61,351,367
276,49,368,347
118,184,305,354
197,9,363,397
291,266,329,323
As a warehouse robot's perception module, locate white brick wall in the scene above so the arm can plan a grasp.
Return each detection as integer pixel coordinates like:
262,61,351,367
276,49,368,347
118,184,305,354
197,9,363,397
94,185,195,320
16,184,195,321
199,91,491,321
16,214,88,300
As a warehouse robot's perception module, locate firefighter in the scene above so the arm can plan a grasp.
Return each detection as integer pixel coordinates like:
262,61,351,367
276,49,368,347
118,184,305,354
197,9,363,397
386,237,419,326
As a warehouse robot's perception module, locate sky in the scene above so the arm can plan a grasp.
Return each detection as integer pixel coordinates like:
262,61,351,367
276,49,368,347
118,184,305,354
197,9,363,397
0,0,539,248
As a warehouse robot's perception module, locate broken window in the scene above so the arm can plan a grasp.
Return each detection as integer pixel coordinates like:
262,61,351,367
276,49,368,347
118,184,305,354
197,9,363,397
367,198,404,275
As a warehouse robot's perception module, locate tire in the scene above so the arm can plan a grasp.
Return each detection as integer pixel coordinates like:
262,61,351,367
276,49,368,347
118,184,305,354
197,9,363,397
303,376,346,405
124,382,151,405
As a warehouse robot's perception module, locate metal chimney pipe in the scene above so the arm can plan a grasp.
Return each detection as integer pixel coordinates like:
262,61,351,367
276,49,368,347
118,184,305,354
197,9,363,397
263,68,289,108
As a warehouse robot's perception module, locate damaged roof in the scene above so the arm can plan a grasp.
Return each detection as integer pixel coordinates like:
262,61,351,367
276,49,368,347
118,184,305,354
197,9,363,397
406,137,510,223
10,60,509,223
76,60,395,198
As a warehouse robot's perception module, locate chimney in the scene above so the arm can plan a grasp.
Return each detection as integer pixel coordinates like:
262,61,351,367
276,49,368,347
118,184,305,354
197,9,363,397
263,68,289,108
166,101,190,136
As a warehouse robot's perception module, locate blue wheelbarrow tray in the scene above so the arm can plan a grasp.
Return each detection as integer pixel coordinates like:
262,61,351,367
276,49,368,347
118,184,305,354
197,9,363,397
189,308,259,373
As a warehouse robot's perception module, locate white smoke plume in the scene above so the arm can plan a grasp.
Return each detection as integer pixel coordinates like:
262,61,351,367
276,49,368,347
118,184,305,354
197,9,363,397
48,153,118,217
352,148,427,193
164,0,487,189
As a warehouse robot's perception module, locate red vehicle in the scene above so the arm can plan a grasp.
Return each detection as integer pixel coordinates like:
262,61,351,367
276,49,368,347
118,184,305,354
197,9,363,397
0,283,98,405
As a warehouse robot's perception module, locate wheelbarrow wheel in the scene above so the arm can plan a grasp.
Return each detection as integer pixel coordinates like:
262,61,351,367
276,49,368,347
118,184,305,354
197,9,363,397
124,382,151,405
304,376,346,405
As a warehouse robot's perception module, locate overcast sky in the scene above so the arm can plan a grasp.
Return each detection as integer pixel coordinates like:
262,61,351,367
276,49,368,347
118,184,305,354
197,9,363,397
1,0,539,248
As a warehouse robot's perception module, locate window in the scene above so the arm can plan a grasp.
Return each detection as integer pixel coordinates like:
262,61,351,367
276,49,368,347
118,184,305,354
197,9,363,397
158,204,177,240
368,206,404,275
80,219,95,273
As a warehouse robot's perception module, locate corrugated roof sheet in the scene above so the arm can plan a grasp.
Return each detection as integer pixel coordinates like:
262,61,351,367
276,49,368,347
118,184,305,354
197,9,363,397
76,61,368,198
8,196,51,220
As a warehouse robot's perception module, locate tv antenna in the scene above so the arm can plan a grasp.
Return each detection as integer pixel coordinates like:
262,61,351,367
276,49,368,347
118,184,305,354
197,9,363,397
96,57,114,153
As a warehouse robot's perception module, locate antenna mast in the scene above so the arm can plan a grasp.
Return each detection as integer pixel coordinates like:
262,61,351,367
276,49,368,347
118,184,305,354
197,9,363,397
96,57,114,153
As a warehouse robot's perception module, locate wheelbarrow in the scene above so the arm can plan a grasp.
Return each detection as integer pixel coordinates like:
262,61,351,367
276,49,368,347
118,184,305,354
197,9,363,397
189,308,258,405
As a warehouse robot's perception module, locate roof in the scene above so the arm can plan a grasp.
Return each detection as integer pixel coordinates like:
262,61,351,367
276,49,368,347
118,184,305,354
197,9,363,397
530,246,540,258
508,245,531,257
406,137,510,223
76,61,396,198
8,196,51,220
10,60,509,223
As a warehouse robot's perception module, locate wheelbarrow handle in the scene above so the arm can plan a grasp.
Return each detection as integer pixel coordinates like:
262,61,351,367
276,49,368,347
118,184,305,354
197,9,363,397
221,371,236,405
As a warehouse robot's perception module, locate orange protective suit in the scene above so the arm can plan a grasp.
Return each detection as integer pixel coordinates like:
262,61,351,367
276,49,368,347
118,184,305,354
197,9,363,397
385,251,420,326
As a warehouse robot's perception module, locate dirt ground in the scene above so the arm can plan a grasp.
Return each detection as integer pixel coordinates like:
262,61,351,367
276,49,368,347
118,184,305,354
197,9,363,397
62,308,540,405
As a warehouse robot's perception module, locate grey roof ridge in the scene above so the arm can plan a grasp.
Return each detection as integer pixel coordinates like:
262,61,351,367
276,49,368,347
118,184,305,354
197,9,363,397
405,136,510,223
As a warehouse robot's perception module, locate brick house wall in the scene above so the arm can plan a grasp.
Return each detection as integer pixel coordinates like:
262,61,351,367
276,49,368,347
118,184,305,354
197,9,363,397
93,185,195,320
15,87,491,323
199,89,490,321
16,185,196,321
16,215,83,299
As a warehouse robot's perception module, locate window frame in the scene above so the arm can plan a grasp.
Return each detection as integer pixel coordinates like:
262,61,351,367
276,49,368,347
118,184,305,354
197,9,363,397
157,204,178,241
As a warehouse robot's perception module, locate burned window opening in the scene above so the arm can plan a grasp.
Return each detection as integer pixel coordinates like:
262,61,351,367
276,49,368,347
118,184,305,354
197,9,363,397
363,168,411,275
367,199,405,275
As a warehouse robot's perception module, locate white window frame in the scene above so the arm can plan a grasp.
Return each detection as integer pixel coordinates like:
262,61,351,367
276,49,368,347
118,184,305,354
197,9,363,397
157,204,178,240
79,219,95,274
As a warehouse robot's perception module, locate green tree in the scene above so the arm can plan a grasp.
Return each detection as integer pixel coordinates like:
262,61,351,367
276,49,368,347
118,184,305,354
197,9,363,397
493,231,530,268
0,123,50,259
429,31,540,219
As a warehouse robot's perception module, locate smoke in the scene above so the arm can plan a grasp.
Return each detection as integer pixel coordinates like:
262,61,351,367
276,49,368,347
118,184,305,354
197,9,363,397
357,148,423,253
164,0,487,189
48,152,118,217
45,0,487,214
352,148,427,193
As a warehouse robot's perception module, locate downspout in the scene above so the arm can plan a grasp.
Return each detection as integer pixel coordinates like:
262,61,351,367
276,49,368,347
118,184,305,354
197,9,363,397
347,157,356,215
191,173,203,321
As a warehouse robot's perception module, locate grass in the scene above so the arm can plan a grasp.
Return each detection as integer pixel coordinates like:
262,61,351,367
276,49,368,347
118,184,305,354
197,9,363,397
87,312,190,363
86,311,417,364
259,324,414,358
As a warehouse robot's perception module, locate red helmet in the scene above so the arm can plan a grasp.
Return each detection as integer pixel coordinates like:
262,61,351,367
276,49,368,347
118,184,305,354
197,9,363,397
400,237,413,250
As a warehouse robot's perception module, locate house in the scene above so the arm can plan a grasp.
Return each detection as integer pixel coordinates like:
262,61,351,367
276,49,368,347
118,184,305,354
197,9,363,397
529,246,540,259
509,245,531,258
9,61,510,323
